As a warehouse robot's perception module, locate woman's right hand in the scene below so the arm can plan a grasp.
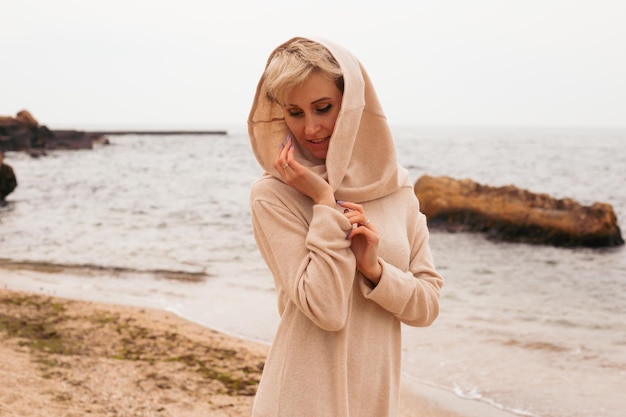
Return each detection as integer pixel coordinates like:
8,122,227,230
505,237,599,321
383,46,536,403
274,135,335,207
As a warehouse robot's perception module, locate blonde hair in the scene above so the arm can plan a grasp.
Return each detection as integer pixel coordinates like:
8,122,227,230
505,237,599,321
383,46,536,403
263,38,344,105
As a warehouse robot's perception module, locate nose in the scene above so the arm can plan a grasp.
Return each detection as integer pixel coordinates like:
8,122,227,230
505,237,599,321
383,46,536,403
304,114,321,136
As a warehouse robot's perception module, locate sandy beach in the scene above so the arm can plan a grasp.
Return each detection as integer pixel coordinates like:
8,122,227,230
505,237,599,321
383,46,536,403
0,287,471,417
0,288,268,417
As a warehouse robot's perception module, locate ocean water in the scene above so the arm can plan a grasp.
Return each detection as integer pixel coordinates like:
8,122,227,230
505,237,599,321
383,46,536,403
1,126,625,417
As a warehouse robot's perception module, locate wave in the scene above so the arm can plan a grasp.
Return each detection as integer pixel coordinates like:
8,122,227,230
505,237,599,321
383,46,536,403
401,372,542,417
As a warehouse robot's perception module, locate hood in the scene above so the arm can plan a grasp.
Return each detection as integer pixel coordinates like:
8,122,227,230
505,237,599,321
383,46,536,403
248,36,408,202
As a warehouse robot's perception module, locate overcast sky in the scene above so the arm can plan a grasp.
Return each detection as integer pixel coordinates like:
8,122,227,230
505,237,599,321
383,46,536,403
2,0,625,129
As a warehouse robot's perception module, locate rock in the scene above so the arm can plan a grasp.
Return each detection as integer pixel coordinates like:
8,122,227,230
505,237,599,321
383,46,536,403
414,175,624,248
0,153,17,202
15,110,39,127
0,110,108,152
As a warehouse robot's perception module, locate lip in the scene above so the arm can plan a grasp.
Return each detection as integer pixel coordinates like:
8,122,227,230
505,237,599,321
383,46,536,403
307,137,330,147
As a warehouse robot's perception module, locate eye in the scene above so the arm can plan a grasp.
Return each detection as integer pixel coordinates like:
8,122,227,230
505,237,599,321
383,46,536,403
284,105,303,118
316,104,332,113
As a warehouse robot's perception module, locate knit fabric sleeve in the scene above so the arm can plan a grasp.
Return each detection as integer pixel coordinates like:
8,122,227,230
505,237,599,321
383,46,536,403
251,179,357,331
360,196,443,327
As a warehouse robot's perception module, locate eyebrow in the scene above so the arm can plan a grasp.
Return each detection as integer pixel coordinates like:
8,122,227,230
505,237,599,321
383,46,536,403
285,97,333,107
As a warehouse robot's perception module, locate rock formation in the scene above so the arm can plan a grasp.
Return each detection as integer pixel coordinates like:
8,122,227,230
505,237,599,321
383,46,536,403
0,110,108,153
414,175,624,248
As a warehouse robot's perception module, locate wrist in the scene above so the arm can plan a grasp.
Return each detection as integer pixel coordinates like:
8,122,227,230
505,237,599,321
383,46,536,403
314,190,336,207
363,261,383,285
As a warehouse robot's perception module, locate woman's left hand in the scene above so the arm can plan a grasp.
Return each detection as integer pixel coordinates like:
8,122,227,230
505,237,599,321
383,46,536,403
339,201,382,284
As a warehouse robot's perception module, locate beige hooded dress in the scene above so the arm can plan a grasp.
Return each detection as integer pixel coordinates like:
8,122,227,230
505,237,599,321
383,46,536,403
248,37,443,417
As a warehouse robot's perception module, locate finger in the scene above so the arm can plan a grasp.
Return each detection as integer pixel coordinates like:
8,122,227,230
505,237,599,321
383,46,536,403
279,136,296,171
343,210,361,225
338,201,364,214
345,224,376,240
285,141,296,170
280,139,291,162
274,137,292,173
339,202,370,227
285,139,296,164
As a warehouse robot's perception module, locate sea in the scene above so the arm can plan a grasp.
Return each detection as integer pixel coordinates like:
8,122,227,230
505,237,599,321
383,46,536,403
1,125,624,417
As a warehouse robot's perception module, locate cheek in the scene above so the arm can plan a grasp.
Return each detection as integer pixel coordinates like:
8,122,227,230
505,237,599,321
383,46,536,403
326,110,340,133
285,119,304,138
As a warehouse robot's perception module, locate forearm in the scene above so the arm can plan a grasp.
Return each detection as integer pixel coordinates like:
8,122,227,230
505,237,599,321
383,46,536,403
252,197,357,330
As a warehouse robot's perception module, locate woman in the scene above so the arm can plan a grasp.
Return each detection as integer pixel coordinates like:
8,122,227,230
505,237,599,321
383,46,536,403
248,37,443,417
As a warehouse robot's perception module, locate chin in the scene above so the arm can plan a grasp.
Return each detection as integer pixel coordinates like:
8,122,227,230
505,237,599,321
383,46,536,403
311,151,328,160
307,145,329,160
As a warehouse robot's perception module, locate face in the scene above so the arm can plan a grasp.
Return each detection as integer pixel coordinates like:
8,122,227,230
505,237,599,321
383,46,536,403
283,72,342,160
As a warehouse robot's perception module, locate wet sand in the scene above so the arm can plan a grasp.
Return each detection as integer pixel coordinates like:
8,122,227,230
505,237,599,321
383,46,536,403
0,287,475,417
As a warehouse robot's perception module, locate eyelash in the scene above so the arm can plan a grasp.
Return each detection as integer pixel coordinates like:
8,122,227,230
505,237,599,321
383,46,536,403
318,104,332,113
288,104,332,118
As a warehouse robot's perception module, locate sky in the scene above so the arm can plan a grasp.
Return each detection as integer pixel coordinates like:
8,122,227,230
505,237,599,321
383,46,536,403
2,0,625,129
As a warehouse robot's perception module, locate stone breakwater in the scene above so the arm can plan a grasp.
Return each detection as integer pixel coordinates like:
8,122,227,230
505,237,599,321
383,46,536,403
0,110,108,153
0,109,227,155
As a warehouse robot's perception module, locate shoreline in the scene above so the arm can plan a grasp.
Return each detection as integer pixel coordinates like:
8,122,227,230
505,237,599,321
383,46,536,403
0,261,524,417
0,284,506,417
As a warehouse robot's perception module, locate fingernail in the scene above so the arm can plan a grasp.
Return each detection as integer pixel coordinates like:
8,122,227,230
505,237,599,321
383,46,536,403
279,142,284,149
336,200,345,204
345,231,351,240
